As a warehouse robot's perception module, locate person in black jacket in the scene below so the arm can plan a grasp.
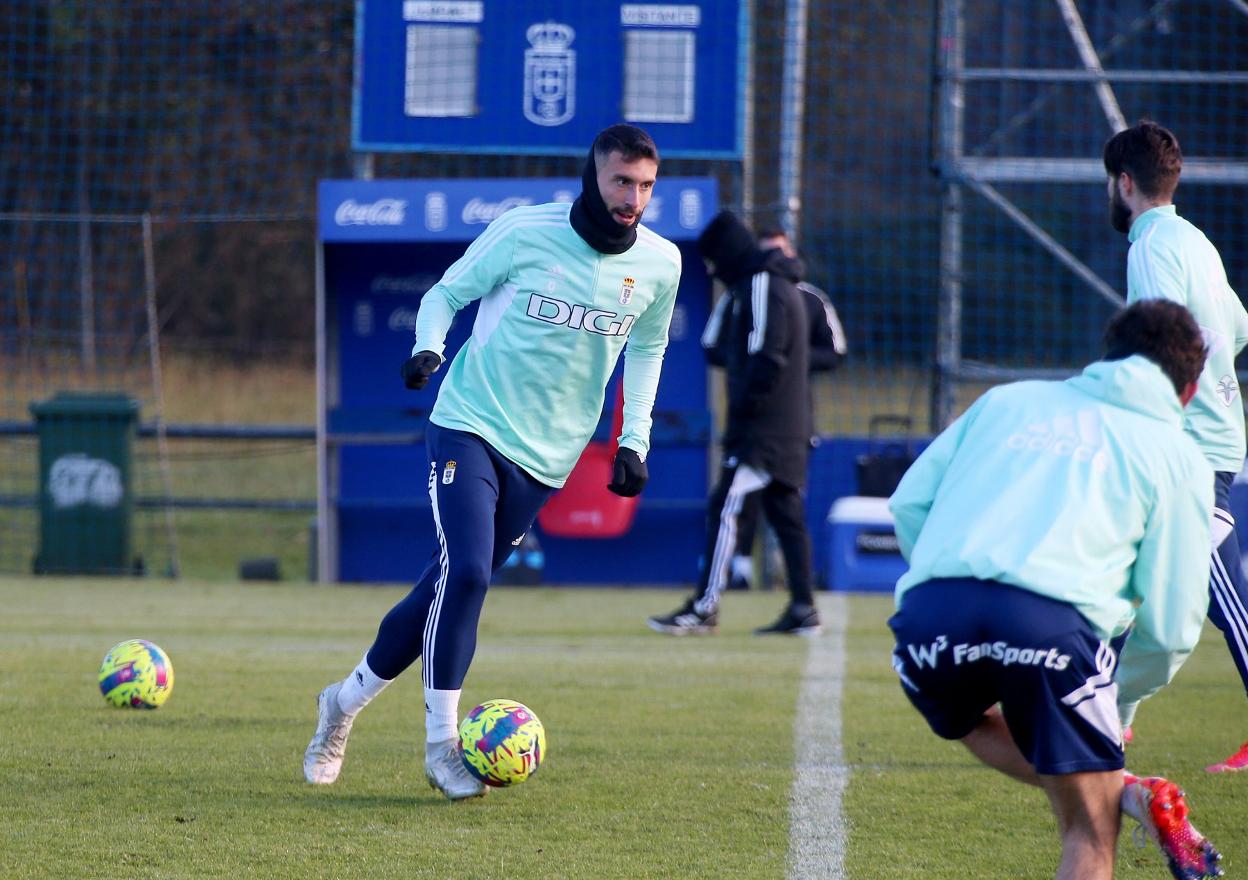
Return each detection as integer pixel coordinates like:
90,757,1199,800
702,226,847,592
648,210,821,636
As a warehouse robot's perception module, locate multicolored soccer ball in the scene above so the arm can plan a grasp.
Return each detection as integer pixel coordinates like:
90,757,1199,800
97,639,174,709
458,698,545,787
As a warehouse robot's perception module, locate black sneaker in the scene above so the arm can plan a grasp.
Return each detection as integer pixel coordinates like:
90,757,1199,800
647,600,718,635
754,604,822,636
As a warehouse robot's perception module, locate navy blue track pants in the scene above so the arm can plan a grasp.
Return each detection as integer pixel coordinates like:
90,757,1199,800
692,460,814,615
365,423,552,689
1211,471,1248,699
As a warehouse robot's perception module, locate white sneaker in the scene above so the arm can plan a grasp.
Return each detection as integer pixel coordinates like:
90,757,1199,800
424,738,486,800
303,681,355,784
647,600,718,635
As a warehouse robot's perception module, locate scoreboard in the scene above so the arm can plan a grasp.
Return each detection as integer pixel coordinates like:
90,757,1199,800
353,1,745,157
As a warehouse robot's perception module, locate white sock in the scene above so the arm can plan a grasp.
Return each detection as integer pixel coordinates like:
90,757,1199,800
425,687,461,743
336,654,391,716
1120,772,1147,824
731,555,753,581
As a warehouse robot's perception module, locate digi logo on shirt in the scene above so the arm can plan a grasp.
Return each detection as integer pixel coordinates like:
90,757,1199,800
526,293,636,337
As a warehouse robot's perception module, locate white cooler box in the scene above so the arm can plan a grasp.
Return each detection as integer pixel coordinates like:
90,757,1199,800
824,496,908,592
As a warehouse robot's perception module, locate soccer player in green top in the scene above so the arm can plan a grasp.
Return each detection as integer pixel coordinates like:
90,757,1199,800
303,124,682,799
890,300,1221,879
1105,120,1248,772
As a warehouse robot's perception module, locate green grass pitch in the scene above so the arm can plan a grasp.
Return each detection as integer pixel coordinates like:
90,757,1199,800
1,577,1243,879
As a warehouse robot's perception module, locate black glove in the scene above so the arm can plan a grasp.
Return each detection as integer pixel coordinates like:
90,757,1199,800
400,351,442,390
607,447,648,497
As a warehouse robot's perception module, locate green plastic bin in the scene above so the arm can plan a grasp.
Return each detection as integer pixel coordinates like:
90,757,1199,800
29,392,140,575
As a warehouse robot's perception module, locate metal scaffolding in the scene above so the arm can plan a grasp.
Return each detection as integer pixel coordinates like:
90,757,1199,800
932,0,1248,429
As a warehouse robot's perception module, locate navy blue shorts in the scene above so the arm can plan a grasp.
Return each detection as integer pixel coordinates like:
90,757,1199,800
888,578,1125,775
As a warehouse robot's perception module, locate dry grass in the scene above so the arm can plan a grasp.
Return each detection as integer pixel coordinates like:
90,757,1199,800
157,351,315,424
2,347,313,424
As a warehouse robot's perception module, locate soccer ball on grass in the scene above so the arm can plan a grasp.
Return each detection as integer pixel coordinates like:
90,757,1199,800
458,698,545,787
98,639,175,709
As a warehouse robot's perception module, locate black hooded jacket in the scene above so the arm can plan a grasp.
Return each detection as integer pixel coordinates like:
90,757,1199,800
698,213,812,487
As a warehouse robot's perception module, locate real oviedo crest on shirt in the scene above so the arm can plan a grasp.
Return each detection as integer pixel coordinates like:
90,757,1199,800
620,277,635,306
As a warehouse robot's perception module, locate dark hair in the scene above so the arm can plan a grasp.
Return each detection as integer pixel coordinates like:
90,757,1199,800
1103,299,1206,395
754,222,787,242
592,124,659,165
1102,120,1182,201
697,210,759,284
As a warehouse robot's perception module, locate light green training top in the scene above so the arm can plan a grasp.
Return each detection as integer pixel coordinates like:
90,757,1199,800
890,356,1213,724
1127,205,1248,473
412,202,682,487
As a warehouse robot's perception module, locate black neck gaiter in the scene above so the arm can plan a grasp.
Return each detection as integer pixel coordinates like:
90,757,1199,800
569,150,638,255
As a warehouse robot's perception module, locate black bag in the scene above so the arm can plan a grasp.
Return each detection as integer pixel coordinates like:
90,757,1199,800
855,415,915,497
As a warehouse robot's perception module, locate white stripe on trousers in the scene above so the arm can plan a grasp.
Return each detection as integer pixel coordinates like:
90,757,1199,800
1210,508,1248,677
422,461,452,690
695,464,770,616
748,272,770,354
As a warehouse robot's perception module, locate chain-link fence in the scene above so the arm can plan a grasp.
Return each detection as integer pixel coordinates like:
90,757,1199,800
3,0,1247,576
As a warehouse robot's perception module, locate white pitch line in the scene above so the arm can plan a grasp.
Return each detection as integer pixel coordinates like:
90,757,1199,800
787,592,849,880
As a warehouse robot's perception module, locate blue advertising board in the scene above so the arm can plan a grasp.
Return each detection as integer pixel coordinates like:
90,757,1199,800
319,177,717,244
317,176,718,583
353,1,744,157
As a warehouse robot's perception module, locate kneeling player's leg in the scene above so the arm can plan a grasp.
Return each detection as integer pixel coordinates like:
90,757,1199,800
1040,771,1122,880
960,705,1041,786
893,579,1125,876
995,601,1124,879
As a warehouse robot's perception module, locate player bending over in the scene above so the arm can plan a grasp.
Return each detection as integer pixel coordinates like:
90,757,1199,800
889,300,1221,879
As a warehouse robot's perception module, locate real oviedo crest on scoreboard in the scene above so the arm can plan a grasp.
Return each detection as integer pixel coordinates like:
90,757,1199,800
353,1,744,157
524,21,576,127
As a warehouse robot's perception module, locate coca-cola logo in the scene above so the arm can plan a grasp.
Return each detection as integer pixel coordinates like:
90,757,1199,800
462,197,532,224
334,198,407,226
388,307,421,332
371,274,436,295
48,454,123,509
